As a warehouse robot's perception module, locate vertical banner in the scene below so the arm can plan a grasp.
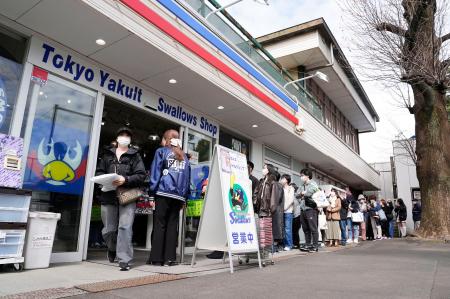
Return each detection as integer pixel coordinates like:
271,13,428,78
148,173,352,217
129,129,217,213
218,147,258,253
192,145,260,273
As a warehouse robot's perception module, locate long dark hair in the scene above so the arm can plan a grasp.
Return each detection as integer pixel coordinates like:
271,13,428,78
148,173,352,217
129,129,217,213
163,129,184,161
265,164,278,181
397,198,406,207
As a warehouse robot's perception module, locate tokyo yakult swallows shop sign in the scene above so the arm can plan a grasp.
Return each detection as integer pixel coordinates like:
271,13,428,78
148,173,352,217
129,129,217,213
27,37,219,138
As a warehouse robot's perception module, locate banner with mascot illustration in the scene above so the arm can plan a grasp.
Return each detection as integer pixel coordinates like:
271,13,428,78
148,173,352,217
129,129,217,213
218,147,258,253
194,145,258,256
23,119,90,195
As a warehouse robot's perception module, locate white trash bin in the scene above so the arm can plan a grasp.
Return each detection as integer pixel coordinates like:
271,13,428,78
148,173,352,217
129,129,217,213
24,212,61,269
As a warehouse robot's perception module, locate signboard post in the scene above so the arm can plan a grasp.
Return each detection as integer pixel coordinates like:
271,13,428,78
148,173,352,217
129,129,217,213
191,145,261,273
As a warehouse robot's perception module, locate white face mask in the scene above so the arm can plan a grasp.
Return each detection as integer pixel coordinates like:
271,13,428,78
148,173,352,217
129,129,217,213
262,168,269,176
117,136,131,147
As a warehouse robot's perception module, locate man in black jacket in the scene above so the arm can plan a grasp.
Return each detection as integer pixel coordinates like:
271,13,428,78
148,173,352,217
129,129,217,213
95,128,146,271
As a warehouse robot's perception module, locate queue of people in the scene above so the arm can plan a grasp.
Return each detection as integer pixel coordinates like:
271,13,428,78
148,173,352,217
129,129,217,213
95,129,415,271
252,166,413,254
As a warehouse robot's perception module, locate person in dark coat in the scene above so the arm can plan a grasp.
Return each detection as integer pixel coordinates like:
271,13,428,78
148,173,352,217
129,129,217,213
395,198,408,237
95,127,146,271
412,201,422,231
271,171,284,251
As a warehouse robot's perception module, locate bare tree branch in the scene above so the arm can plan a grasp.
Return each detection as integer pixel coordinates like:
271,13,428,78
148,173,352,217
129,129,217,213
376,22,407,36
441,32,450,43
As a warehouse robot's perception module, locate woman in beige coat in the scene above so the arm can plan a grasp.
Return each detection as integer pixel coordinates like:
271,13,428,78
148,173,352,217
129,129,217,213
326,189,342,247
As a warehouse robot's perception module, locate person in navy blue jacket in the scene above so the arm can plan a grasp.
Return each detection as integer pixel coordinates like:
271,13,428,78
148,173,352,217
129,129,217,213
147,129,191,266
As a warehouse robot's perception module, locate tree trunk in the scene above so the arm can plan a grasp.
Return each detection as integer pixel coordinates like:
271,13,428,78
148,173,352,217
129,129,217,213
412,84,450,239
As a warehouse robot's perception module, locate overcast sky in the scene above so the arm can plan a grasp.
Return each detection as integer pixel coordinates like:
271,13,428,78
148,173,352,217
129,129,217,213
224,0,416,163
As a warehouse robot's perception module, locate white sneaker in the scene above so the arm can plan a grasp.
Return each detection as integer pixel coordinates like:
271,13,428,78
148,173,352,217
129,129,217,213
353,239,359,244
284,247,291,251
347,239,353,244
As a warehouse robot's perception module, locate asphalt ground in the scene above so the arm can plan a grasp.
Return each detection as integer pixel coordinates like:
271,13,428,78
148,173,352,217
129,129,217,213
70,239,450,299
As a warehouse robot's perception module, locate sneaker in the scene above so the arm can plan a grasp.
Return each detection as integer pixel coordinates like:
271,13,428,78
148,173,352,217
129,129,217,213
119,262,130,271
347,239,353,244
284,247,292,251
165,261,179,267
353,239,359,244
107,250,116,263
299,245,309,252
320,243,326,248
308,247,319,253
206,251,225,259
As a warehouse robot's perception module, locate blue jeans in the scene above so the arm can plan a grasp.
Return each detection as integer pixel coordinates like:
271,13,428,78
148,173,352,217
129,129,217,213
346,218,360,240
284,213,293,249
389,220,395,238
340,220,347,244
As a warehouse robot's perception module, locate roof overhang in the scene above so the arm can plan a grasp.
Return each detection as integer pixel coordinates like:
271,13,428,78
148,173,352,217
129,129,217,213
257,18,379,132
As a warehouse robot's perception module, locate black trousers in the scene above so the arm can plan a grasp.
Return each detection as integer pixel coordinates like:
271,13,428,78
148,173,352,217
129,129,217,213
300,209,319,247
292,216,301,247
149,196,182,263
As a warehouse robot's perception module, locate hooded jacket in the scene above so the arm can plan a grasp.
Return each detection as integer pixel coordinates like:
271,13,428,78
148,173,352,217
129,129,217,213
149,146,191,202
95,146,146,205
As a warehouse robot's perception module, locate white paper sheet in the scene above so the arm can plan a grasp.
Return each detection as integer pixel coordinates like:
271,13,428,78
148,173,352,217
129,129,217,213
90,173,121,192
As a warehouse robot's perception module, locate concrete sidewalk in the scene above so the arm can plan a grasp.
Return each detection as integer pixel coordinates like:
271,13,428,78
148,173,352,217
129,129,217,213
72,239,450,299
0,246,319,297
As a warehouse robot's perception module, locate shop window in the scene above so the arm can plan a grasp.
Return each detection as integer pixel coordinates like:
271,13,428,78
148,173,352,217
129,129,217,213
219,129,250,159
22,74,96,252
265,147,291,169
0,27,27,134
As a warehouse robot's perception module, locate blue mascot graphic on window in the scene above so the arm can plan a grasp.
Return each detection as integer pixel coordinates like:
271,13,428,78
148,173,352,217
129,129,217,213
37,138,83,186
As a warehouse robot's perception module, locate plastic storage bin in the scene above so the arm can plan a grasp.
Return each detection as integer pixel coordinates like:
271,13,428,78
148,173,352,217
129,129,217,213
0,193,31,223
0,230,26,258
23,212,60,269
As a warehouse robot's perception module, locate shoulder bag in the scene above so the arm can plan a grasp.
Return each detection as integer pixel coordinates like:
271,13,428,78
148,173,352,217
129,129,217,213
115,163,143,206
351,211,364,223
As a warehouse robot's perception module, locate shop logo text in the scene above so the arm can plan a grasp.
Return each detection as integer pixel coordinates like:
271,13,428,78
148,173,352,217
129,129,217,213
40,43,143,103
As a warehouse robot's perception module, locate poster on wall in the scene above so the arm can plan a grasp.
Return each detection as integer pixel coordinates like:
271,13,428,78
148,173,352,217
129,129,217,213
192,145,260,273
231,138,241,153
23,119,90,195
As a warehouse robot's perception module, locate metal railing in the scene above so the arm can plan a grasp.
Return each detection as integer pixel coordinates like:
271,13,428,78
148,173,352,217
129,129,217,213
180,0,324,121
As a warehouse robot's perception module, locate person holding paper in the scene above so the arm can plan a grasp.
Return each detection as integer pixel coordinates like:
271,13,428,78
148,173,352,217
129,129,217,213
147,129,191,267
95,127,146,271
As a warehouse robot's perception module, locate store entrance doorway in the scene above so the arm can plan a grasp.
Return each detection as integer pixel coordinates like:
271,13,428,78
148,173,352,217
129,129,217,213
87,97,179,260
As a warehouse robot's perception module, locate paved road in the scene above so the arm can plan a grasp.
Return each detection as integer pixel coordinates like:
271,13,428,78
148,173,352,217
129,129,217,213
73,239,450,299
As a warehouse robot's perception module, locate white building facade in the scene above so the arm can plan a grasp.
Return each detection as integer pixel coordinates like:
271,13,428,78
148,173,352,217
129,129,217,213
0,0,379,263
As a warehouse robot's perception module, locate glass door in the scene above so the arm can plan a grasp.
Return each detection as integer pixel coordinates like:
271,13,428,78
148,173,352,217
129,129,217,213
184,130,213,248
22,74,97,262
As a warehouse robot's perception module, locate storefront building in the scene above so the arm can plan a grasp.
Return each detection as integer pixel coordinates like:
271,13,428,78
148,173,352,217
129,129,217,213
0,0,380,263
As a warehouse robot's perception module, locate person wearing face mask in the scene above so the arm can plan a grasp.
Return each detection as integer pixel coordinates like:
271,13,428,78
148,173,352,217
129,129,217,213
253,164,282,252
298,168,320,253
95,127,146,271
358,194,368,241
280,174,294,251
147,129,191,266
326,189,341,247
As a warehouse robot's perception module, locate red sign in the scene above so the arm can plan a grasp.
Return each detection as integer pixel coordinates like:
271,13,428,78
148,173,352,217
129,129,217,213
31,66,48,86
